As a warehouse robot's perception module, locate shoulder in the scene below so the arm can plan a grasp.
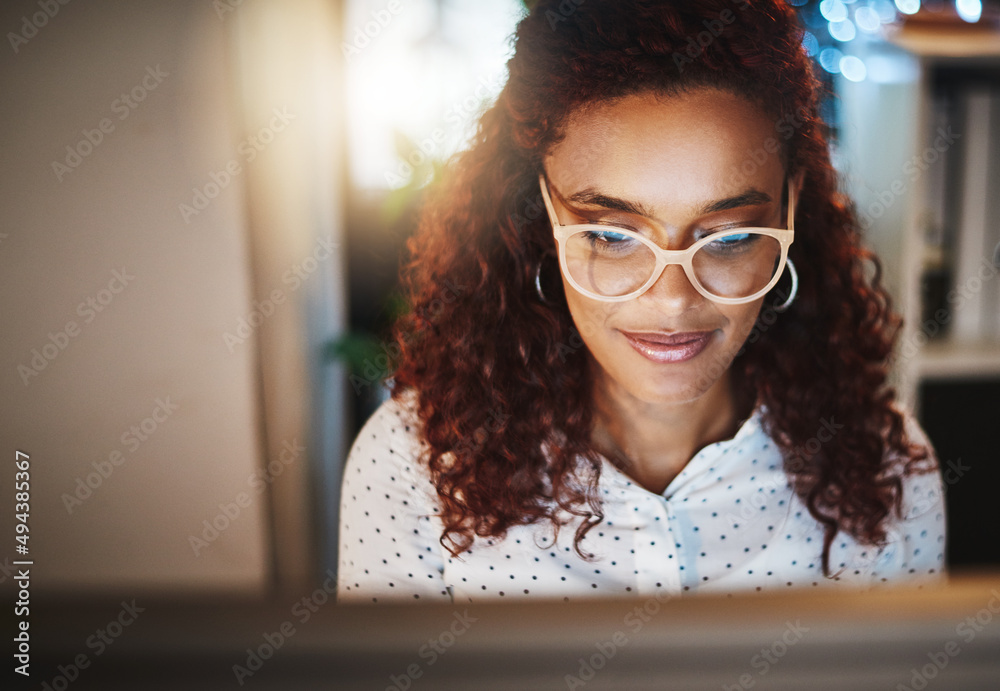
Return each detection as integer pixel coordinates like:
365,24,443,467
341,389,435,505
338,389,450,603
885,407,943,520
876,407,947,580
347,389,426,465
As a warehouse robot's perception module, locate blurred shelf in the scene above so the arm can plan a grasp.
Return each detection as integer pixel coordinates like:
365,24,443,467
916,340,1000,378
887,23,1000,60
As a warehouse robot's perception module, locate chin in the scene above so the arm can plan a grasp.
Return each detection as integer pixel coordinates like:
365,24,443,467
635,374,721,405
611,333,734,403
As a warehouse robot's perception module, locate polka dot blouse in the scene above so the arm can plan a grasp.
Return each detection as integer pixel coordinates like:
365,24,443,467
337,391,946,604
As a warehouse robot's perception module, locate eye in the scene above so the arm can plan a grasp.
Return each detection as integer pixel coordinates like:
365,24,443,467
582,229,631,244
714,232,751,245
578,228,644,255
701,231,764,256
694,223,750,241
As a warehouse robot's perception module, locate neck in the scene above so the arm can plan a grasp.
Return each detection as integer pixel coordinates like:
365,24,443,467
590,367,750,495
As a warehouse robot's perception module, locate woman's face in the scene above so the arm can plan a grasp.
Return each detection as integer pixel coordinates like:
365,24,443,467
543,87,788,405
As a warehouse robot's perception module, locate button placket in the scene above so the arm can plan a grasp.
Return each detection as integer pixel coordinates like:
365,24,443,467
634,493,682,597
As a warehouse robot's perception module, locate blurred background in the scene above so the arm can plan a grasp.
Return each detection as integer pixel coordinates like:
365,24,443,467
1,0,999,609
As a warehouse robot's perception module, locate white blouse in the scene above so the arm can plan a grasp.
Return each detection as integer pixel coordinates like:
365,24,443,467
337,391,946,604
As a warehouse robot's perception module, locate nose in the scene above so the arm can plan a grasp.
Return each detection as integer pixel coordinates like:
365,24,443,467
640,262,703,313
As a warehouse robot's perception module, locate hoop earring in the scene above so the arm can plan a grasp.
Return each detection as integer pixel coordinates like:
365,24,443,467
773,258,798,313
534,261,551,305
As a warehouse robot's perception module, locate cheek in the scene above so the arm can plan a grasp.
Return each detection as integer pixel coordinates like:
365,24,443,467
722,302,764,346
562,275,639,362
562,278,610,341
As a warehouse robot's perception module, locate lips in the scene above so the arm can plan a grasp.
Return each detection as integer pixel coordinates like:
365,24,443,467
620,330,713,363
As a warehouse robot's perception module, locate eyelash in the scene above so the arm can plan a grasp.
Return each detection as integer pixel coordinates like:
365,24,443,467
580,217,753,238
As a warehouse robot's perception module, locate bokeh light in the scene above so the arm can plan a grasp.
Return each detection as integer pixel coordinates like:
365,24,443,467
820,46,845,73
820,0,850,22
802,30,820,56
840,54,868,81
957,0,983,22
829,18,858,41
855,6,883,32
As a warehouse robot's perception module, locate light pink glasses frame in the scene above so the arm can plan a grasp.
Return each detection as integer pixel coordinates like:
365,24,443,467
538,174,797,304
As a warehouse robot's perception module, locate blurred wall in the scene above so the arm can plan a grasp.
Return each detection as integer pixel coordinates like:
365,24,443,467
0,0,346,594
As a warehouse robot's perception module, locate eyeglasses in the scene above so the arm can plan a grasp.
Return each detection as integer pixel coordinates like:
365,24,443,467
538,174,796,304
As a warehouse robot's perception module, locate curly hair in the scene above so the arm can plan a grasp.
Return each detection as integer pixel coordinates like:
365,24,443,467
389,0,934,576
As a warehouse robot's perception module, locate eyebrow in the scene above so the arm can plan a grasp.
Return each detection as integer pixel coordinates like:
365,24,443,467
699,189,773,214
565,190,654,217
562,187,774,219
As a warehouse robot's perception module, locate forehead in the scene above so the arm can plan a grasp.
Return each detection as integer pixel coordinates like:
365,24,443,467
545,87,785,207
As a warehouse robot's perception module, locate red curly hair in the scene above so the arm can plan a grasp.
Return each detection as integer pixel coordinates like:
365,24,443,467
389,0,934,576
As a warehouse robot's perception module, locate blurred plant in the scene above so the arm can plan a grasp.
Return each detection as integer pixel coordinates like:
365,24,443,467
380,131,446,225
323,290,408,380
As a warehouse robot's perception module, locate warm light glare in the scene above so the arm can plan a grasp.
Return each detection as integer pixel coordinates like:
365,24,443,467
345,0,522,189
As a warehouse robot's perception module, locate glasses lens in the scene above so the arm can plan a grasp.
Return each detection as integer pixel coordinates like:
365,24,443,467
692,232,782,299
564,229,656,297
564,229,783,300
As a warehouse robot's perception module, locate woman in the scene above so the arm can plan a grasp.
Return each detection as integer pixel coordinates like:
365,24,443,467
337,0,945,604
